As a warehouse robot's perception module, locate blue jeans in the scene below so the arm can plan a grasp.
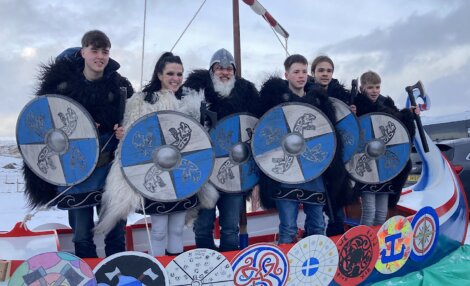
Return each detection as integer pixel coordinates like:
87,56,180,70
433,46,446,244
68,206,126,258
276,200,325,244
194,193,244,251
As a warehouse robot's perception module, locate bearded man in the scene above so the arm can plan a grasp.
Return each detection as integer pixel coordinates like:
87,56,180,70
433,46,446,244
178,48,261,251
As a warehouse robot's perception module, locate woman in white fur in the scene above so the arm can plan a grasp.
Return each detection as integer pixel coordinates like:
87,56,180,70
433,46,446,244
94,52,206,256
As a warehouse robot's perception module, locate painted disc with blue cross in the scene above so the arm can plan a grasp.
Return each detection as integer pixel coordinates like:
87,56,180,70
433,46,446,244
94,251,169,285
345,112,411,184
231,243,289,285
8,251,96,286
410,206,439,262
16,94,99,186
251,102,336,184
330,97,360,163
209,113,259,193
120,111,214,202
287,235,338,285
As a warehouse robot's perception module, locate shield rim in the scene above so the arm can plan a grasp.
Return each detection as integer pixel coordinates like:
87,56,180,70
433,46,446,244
347,112,411,184
16,94,99,186
119,110,215,202
251,102,337,184
209,112,259,193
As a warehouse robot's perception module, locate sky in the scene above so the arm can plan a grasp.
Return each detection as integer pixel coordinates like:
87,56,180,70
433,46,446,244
1,0,470,137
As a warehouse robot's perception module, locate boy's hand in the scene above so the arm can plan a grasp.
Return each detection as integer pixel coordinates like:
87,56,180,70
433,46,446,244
350,104,357,115
411,106,420,115
114,124,125,140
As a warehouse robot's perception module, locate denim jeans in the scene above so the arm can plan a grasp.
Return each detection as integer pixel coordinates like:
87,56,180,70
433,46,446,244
68,206,126,258
276,200,325,244
194,193,244,251
360,192,389,226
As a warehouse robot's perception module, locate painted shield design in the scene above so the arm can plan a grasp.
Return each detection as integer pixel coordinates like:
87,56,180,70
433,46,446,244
120,111,214,202
209,113,259,193
287,235,338,286
232,243,289,286
251,102,336,184
94,251,169,286
334,225,379,285
8,251,96,286
410,206,439,262
346,112,411,184
330,98,360,163
166,248,234,285
16,94,99,186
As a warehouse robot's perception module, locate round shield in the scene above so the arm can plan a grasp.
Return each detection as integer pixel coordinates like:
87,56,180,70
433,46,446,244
166,248,234,285
330,98,360,163
209,113,259,193
16,94,99,186
93,251,169,286
287,235,338,286
376,215,413,274
346,112,411,184
8,251,96,286
120,111,214,202
334,225,379,285
251,102,336,184
232,243,289,286
410,206,439,262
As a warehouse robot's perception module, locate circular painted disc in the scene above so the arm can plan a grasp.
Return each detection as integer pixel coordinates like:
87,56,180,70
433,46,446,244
120,111,214,202
231,243,289,286
410,206,439,262
376,215,413,274
165,248,234,285
16,94,99,186
334,225,379,285
209,113,259,193
251,102,336,184
8,251,96,286
346,112,411,184
93,251,169,285
330,98,360,163
287,235,338,286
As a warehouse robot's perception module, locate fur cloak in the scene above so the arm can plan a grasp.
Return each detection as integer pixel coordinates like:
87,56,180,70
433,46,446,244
309,76,352,105
178,69,262,119
353,93,416,207
23,53,133,210
94,89,219,234
257,77,354,209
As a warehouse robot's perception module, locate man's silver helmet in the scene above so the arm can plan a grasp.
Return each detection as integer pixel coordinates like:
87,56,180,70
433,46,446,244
209,48,236,71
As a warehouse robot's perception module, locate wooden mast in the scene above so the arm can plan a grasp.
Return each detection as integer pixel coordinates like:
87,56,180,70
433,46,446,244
233,0,241,77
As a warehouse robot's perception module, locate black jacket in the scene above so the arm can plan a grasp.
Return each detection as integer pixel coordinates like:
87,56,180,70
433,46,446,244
23,51,134,209
257,77,354,209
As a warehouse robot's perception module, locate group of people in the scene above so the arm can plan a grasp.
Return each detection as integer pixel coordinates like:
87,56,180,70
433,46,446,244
23,29,418,258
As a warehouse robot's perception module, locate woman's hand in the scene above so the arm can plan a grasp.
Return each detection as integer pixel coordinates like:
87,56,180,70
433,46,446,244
114,124,125,140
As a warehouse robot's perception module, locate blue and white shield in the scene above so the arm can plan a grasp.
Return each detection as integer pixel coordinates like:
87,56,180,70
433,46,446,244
251,102,336,184
346,112,411,184
209,113,259,193
330,98,360,163
120,111,214,202
16,94,99,186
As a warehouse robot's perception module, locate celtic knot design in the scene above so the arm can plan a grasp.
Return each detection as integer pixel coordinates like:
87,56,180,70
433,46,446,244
338,235,374,278
234,253,284,285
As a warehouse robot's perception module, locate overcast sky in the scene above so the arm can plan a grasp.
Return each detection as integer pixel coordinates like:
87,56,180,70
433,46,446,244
2,0,469,137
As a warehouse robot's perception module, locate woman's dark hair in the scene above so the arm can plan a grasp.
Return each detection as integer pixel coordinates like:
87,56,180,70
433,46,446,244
143,52,183,100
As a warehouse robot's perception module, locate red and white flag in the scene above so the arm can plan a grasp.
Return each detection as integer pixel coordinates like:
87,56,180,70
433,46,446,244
242,0,289,39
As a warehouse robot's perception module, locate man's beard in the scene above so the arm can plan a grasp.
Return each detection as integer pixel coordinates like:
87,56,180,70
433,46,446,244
211,73,235,97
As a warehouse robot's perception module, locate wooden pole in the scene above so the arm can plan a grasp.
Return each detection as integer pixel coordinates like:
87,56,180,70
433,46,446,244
233,0,241,77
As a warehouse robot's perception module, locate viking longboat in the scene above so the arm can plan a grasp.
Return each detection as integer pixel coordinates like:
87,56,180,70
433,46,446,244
2,1,469,285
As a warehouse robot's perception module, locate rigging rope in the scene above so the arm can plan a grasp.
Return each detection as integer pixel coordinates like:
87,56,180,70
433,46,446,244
170,0,208,52
269,25,290,57
140,0,148,90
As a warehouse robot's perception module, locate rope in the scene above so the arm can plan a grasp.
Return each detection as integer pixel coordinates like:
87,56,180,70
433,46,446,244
140,196,154,256
270,25,289,57
140,0,148,90
170,0,207,52
21,185,73,227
